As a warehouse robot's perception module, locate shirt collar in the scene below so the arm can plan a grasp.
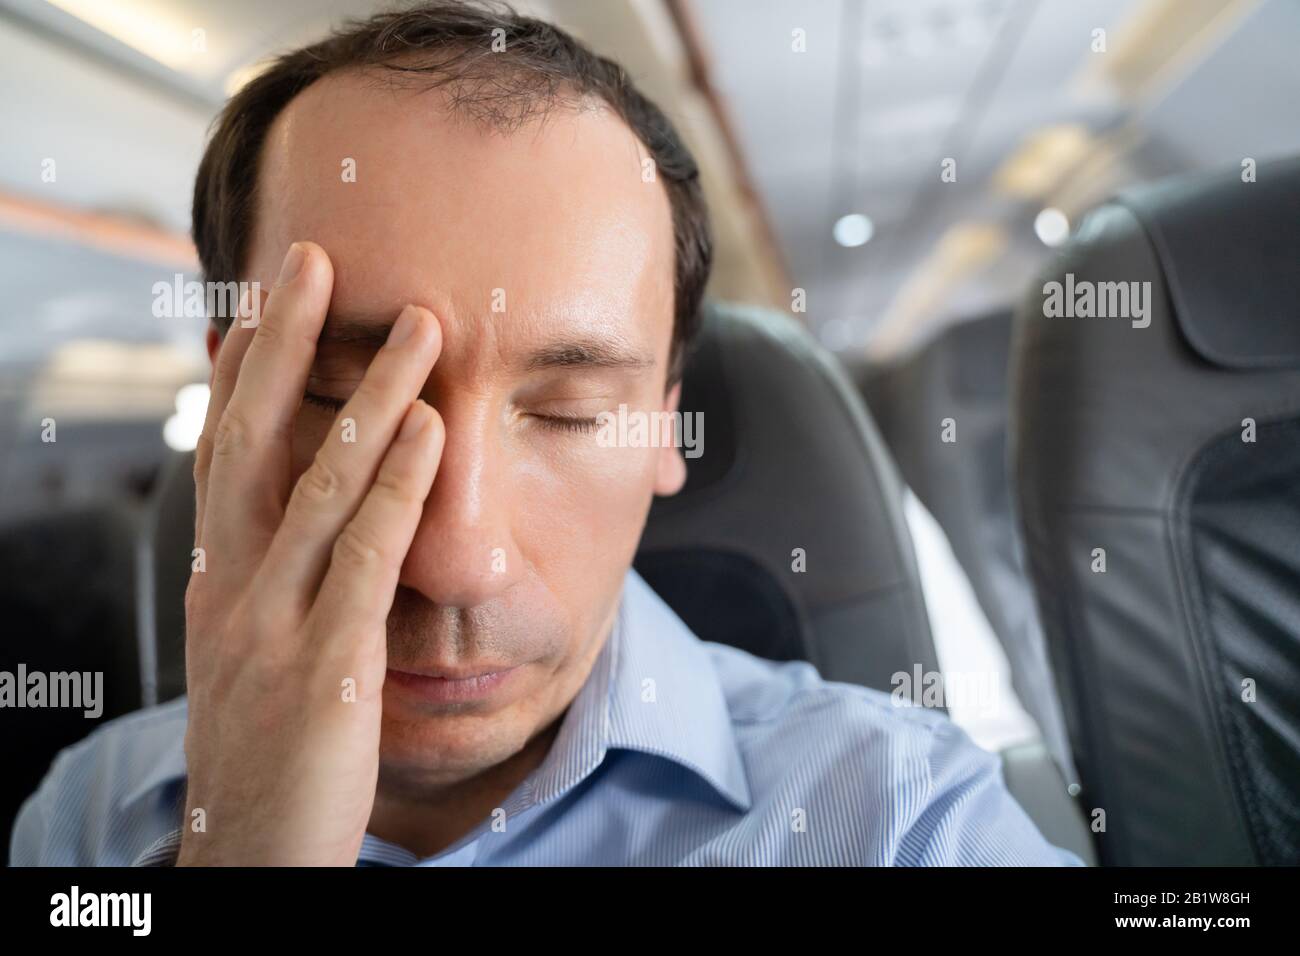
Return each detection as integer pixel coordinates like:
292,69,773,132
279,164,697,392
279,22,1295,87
524,569,752,813
119,708,188,809
122,569,752,814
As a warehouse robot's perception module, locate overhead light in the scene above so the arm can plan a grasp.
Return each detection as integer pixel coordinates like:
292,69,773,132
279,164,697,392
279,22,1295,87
1042,125,1142,219
1034,208,1071,247
833,214,874,248
163,383,209,452
27,341,206,422
45,0,203,72
1071,0,1260,105
992,124,1094,200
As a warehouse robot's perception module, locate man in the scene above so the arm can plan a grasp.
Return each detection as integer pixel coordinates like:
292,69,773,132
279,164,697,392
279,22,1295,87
11,2,1080,866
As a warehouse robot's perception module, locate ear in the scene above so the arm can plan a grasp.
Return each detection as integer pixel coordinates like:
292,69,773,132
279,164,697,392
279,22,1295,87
654,381,687,497
205,323,221,383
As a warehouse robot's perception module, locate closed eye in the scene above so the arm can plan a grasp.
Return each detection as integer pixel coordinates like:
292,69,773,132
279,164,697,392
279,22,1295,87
303,395,597,433
533,412,600,434
303,391,347,413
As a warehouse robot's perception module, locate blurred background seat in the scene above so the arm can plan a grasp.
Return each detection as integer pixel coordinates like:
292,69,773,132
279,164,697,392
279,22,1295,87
1011,155,1300,865
0,504,144,850
143,449,194,706
856,308,1076,784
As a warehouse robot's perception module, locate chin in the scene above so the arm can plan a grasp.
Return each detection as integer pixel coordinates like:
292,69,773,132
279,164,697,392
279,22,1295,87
377,689,533,783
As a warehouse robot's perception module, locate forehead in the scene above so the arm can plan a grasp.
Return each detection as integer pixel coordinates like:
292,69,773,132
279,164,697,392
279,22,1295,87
248,68,675,356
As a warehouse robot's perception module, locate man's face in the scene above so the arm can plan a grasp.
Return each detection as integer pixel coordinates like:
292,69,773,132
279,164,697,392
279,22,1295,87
230,70,685,790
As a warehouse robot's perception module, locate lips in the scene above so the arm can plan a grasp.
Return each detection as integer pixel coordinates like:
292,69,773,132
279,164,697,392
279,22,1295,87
385,665,520,705
389,664,513,681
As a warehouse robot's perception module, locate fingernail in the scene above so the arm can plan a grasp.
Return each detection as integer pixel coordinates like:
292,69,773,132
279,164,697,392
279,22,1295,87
386,305,421,349
276,243,306,287
399,401,429,441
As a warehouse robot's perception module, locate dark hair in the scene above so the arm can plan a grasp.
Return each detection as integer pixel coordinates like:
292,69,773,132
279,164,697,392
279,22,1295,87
192,0,712,381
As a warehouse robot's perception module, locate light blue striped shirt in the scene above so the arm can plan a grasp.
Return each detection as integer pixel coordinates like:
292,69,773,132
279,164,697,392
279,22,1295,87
10,570,1082,866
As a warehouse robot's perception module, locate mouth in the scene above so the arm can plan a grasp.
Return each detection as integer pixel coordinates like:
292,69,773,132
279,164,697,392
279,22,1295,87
385,665,520,705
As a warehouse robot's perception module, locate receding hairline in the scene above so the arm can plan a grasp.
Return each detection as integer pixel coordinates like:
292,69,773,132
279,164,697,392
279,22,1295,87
282,42,619,135
264,59,634,166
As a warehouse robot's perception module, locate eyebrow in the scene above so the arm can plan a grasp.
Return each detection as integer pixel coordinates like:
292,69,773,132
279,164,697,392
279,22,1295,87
317,316,394,348
523,340,655,373
316,316,656,373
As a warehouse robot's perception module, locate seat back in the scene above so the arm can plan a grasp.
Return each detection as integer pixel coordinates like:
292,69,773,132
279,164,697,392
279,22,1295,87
1011,157,1300,865
0,506,143,848
146,451,195,705
635,302,938,691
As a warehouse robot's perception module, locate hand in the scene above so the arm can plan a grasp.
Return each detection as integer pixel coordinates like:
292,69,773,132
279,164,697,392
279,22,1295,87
177,242,443,865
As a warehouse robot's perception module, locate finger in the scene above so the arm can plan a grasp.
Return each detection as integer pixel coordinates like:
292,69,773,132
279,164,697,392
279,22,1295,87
194,288,264,547
203,241,333,573
260,304,441,604
309,400,443,655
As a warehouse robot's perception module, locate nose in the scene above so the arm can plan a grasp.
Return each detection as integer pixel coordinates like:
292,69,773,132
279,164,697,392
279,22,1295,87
397,399,522,608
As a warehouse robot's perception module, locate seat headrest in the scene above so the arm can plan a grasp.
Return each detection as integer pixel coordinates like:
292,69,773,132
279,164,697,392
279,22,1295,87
635,302,936,692
1116,155,1300,369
